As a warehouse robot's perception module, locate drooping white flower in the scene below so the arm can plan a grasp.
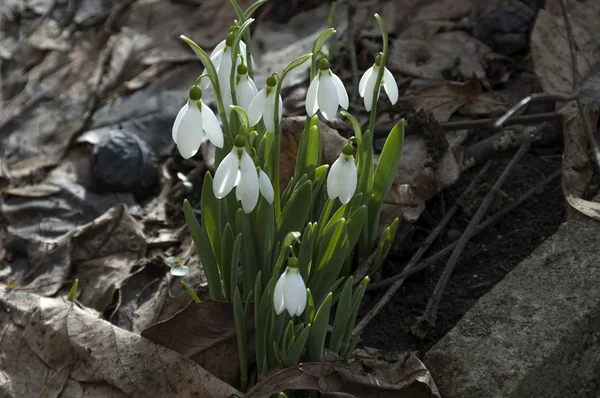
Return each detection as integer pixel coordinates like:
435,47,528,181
212,136,262,213
234,166,274,212
305,58,349,120
327,143,357,204
172,86,224,159
273,260,307,317
235,63,258,113
248,75,282,132
201,33,249,92
359,54,398,112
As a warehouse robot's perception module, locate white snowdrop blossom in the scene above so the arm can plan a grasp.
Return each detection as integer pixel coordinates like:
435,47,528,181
235,63,258,113
234,165,274,212
273,260,307,317
248,75,282,132
306,58,349,120
359,54,398,112
201,33,249,92
172,86,224,159
327,143,357,204
213,136,264,213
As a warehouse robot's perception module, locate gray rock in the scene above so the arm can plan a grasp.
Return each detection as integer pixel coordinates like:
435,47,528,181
90,129,158,200
425,206,600,397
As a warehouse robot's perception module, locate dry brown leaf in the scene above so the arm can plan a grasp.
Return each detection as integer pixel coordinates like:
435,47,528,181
245,348,439,398
1,290,241,398
531,8,600,101
406,75,484,122
142,300,254,388
545,0,600,30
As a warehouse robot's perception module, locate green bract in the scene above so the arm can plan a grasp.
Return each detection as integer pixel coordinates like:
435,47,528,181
176,0,405,392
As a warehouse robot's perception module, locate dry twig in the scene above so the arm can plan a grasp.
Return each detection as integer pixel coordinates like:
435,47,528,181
411,141,531,339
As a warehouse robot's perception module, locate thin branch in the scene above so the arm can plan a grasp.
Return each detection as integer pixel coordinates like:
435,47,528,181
352,161,492,336
411,142,531,339
493,93,575,130
367,168,561,291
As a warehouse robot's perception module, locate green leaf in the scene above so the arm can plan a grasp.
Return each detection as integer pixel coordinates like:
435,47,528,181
236,210,258,299
201,172,222,266
66,279,78,302
294,125,322,183
254,200,275,279
221,224,235,300
280,176,294,209
323,193,363,235
184,200,223,300
305,288,315,324
329,277,353,353
342,333,361,360
255,283,272,374
310,164,329,204
230,233,242,298
233,287,248,391
282,319,294,356
276,180,312,246
283,324,311,367
345,205,367,254
229,0,245,21
372,119,405,205
297,223,316,281
310,219,349,306
308,292,332,361
344,276,369,346
370,218,399,274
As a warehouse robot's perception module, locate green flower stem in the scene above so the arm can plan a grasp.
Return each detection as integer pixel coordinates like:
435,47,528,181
367,14,389,139
229,19,255,110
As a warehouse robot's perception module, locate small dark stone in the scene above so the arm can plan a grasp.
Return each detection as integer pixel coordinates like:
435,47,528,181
90,130,158,200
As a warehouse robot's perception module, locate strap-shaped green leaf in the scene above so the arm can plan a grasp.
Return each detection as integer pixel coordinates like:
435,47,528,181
201,172,222,266
283,53,313,76
308,292,332,361
244,0,270,18
345,205,366,255
310,28,336,80
294,124,322,183
235,210,258,299
311,219,349,305
369,218,399,274
230,233,242,298
221,224,235,300
183,200,223,300
283,323,311,367
297,223,316,281
254,200,275,280
255,282,272,374
329,277,353,353
181,281,201,303
344,276,369,346
282,319,294,357
276,180,312,246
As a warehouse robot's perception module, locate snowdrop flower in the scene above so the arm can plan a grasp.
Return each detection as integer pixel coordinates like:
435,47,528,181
235,63,258,113
201,33,249,92
306,58,349,120
359,54,398,112
172,85,224,159
248,75,282,132
327,142,357,204
213,135,272,213
273,258,307,317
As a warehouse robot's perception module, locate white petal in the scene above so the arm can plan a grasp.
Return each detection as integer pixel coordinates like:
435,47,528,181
278,95,283,124
213,150,239,198
202,48,224,90
337,156,358,204
263,93,276,132
364,67,379,112
327,156,344,200
210,40,226,58
218,48,233,95
359,66,374,97
283,268,306,317
248,89,267,127
175,103,204,159
273,272,286,315
305,75,320,116
239,41,247,63
200,101,224,148
239,151,259,213
383,67,399,105
236,76,258,113
235,171,242,202
258,170,274,204
234,170,241,187
172,103,187,142
331,72,349,110
317,72,338,121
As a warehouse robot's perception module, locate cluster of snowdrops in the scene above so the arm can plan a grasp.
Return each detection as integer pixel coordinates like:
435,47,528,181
171,0,405,391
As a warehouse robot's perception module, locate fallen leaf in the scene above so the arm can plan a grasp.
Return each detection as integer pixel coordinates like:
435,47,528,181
245,348,439,398
2,290,241,397
142,300,254,388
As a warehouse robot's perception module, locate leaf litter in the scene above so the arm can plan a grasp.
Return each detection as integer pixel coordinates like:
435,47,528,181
2,0,599,396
